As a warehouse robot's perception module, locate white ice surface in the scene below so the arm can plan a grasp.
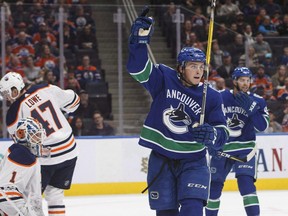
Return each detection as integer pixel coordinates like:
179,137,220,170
43,190,288,215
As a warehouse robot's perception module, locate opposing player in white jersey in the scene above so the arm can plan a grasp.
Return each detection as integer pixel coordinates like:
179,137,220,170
0,72,80,216
0,117,46,216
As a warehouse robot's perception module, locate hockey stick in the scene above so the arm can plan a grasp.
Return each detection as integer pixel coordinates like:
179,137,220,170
217,144,257,162
199,0,216,125
0,188,25,216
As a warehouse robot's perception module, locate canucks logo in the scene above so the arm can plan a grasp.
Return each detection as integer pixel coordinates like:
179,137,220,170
163,103,191,134
227,113,244,137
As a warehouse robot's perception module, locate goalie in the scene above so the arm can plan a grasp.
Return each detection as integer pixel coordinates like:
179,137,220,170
0,117,48,216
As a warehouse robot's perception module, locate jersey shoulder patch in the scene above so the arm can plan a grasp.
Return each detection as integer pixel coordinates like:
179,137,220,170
8,144,36,166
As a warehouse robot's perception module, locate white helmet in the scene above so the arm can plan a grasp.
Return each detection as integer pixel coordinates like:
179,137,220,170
0,72,25,101
15,117,47,157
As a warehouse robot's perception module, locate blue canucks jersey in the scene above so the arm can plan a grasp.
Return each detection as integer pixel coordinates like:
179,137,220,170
220,89,269,155
127,44,228,159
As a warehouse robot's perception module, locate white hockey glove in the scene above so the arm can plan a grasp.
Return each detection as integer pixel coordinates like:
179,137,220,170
129,6,154,44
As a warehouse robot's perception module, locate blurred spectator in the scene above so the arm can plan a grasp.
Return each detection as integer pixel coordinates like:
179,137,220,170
63,22,77,51
215,77,226,91
262,53,276,75
281,102,288,132
278,46,288,65
243,24,255,45
277,77,288,101
227,33,245,65
73,90,98,119
11,1,31,29
23,55,41,83
252,32,272,60
162,2,176,50
69,5,96,33
271,10,281,27
257,15,279,36
0,21,16,43
264,111,282,133
255,7,268,28
215,23,234,48
242,0,260,17
276,14,288,36
0,44,14,67
185,32,203,49
35,44,58,71
6,55,25,77
263,0,282,17
251,64,273,94
235,12,247,34
238,45,259,69
64,71,81,94
29,2,47,32
77,25,97,50
216,51,235,89
34,36,58,58
71,116,88,136
74,55,102,89
211,41,224,69
191,6,207,42
181,19,193,47
32,22,57,47
11,31,35,63
41,69,58,85
217,0,241,22
88,111,115,136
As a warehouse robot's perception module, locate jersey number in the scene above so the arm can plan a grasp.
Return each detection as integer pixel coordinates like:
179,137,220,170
9,171,17,183
31,100,63,136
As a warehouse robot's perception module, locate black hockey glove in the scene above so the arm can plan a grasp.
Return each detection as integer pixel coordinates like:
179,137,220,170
129,6,154,44
191,123,217,150
235,92,259,116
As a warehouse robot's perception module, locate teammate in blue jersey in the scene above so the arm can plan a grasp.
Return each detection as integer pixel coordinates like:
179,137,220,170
127,8,228,216
205,67,269,216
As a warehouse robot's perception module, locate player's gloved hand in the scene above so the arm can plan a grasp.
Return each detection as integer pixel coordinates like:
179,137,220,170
129,7,154,44
190,123,217,149
235,92,259,116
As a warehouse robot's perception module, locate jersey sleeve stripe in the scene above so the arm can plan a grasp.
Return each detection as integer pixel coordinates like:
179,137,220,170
63,93,78,108
68,96,80,109
51,137,75,153
7,156,37,167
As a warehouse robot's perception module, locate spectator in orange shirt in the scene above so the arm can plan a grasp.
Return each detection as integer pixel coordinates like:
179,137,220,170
74,55,102,89
35,44,58,70
33,22,57,47
6,55,25,78
251,64,273,94
277,77,288,101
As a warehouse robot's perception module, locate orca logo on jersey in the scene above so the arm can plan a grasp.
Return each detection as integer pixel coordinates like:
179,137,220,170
163,103,192,134
150,191,159,200
227,113,244,137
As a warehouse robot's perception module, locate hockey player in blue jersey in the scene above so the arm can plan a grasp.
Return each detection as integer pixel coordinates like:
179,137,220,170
205,67,269,216
127,8,228,216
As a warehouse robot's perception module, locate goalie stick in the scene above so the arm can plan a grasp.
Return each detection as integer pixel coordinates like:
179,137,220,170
217,144,257,163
